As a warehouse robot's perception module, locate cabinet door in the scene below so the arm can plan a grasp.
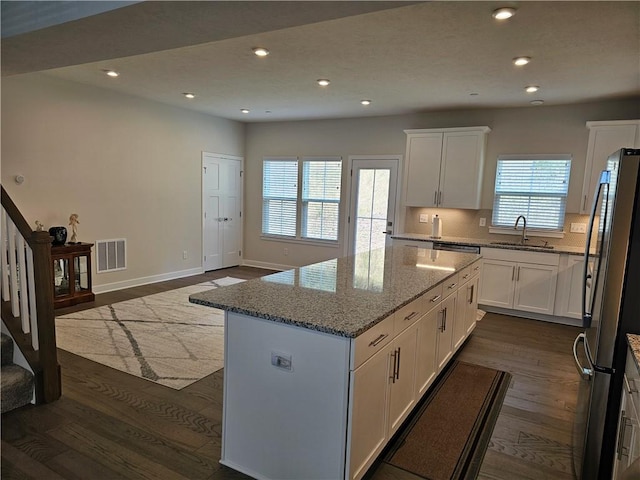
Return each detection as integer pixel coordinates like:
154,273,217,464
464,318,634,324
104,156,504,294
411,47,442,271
465,275,480,335
387,323,419,437
436,293,456,372
414,305,439,397
348,343,392,480
405,133,442,207
478,259,515,308
440,131,485,209
453,283,468,350
513,263,558,315
581,123,639,213
556,256,591,319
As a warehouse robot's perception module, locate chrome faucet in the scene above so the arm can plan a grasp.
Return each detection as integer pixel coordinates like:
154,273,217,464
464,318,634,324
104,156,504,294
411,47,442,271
514,215,528,244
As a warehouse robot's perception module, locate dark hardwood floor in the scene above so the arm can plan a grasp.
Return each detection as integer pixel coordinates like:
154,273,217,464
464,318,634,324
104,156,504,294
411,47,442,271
2,266,581,480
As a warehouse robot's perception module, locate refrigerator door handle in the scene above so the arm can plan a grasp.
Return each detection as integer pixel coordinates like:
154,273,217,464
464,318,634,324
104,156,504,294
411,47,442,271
573,333,593,380
582,171,610,328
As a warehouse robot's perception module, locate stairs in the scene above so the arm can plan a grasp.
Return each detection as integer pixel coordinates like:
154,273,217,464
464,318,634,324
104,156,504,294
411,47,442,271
1,332,34,413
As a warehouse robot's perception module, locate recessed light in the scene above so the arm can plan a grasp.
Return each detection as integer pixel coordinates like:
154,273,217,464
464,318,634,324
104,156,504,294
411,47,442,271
361,99,372,106
317,79,330,87
525,85,540,93
253,47,269,57
241,108,250,114
492,7,516,20
104,70,119,77
513,56,531,66
530,100,545,106
183,93,196,99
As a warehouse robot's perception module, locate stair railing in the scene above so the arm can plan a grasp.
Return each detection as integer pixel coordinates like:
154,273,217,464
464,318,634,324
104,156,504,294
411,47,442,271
1,185,61,404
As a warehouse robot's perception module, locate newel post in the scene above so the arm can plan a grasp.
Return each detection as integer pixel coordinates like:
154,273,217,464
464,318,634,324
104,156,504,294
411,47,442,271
30,230,61,403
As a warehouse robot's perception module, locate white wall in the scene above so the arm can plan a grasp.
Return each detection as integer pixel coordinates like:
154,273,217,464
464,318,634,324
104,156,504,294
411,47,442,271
2,73,245,291
244,98,638,268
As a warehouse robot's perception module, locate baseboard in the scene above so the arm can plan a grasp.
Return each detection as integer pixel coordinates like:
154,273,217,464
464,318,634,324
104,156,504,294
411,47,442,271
93,267,205,294
241,259,291,272
479,304,582,327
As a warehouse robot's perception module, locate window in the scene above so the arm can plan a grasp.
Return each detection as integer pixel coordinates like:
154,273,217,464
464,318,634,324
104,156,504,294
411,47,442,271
302,159,341,241
262,156,342,242
492,155,571,231
262,158,298,237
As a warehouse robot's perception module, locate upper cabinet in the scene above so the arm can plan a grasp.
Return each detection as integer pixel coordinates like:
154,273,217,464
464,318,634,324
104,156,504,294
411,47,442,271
404,126,491,209
580,120,640,214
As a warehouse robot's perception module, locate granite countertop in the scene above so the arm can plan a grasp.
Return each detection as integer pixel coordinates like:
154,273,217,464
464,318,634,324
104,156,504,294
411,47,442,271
190,246,480,338
627,334,640,374
391,233,586,256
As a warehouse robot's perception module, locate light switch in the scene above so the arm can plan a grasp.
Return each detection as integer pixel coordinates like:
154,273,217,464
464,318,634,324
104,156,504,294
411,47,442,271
571,223,587,233
419,214,429,223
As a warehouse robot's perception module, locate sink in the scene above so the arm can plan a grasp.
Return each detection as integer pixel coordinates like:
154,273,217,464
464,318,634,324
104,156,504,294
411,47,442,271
490,241,554,250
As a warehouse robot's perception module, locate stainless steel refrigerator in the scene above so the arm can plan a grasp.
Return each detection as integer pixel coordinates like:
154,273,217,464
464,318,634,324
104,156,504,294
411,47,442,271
573,148,640,479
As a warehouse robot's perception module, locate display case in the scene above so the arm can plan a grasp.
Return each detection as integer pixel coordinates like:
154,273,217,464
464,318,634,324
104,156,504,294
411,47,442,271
52,243,95,309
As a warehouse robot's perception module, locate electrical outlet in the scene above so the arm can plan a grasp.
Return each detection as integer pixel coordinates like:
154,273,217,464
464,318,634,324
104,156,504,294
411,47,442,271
419,214,429,223
183,250,188,260
271,351,292,371
571,223,587,233
284,247,289,256
479,218,486,227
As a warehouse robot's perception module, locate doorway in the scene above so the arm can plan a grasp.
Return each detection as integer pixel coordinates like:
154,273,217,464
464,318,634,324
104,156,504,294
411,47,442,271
202,152,243,271
346,156,400,257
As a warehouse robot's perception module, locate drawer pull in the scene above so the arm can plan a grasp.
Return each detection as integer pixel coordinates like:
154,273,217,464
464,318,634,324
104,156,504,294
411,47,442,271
404,311,419,322
369,333,389,347
473,265,480,272
628,378,638,394
430,294,442,303
462,273,470,279
448,282,457,289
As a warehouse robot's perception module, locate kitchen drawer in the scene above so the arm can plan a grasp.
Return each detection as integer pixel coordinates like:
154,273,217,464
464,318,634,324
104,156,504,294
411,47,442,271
352,314,394,370
394,294,426,335
423,283,444,311
442,272,460,299
480,247,559,266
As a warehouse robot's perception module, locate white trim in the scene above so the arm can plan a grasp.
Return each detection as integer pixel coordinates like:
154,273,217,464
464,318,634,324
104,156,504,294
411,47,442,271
488,227,565,239
93,267,204,294
479,305,581,327
241,259,291,272
404,126,491,135
260,235,339,248
586,119,640,129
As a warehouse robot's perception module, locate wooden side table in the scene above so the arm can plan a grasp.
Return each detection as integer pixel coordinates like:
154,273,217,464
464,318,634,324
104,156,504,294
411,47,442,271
52,243,95,309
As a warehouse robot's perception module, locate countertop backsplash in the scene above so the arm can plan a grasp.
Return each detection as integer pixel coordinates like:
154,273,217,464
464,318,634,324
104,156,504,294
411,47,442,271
404,208,594,249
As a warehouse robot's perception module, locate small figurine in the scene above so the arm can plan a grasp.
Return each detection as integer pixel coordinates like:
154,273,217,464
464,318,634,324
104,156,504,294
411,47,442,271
35,220,44,232
68,213,80,243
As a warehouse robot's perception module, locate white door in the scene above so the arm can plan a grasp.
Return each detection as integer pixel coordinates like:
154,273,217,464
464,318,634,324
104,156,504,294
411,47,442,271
202,153,243,271
347,157,400,256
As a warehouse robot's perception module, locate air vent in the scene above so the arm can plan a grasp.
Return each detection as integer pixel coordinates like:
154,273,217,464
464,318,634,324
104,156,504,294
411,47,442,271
96,238,126,273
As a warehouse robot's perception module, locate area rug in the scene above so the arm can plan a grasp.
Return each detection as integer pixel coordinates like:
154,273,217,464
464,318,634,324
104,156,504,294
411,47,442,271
55,277,244,389
384,361,510,480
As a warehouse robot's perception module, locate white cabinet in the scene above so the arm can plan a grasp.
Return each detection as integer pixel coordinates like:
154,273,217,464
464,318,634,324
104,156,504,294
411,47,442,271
436,290,457,372
580,120,640,213
457,267,480,342
404,126,491,209
479,248,559,316
414,291,441,397
612,349,640,480
555,255,593,320
387,322,419,436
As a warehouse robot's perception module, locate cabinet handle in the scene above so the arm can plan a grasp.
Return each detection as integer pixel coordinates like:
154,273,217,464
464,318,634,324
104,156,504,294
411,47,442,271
439,191,443,205
390,350,397,383
516,266,520,282
434,191,438,205
473,265,480,272
395,347,401,380
404,311,419,322
512,266,515,281
583,194,587,211
463,273,470,280
448,282,457,290
369,333,388,347
430,294,442,303
470,284,475,304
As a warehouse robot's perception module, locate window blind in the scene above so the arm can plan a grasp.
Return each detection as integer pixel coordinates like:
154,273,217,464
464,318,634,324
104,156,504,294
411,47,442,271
492,156,571,230
301,158,342,241
262,158,298,237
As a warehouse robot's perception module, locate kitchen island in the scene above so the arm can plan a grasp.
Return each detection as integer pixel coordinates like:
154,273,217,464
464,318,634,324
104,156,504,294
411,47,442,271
190,245,482,480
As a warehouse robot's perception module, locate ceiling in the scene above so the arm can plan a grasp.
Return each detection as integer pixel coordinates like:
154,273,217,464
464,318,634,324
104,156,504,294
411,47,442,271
2,1,639,123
